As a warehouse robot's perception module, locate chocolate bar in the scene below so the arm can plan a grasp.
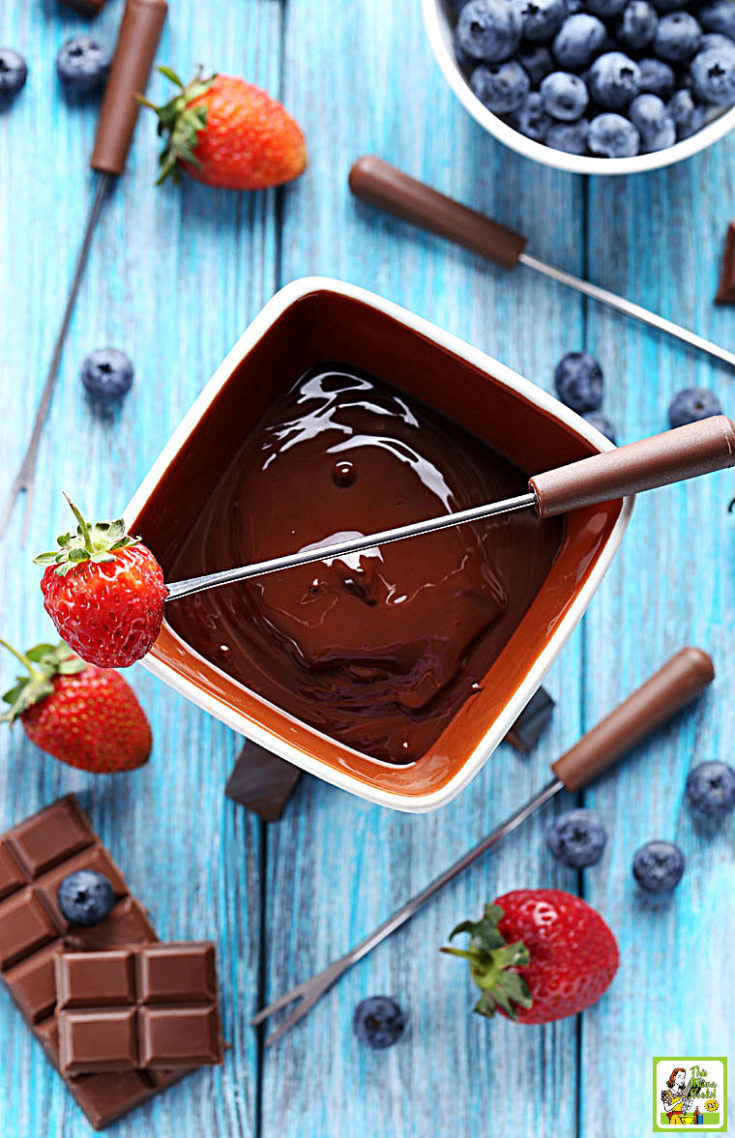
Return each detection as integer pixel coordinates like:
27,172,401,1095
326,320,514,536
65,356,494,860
505,686,556,754
56,943,223,1075
0,796,193,1129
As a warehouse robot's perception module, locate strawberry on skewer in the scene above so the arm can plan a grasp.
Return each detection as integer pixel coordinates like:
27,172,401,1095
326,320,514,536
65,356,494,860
1,640,151,773
34,495,167,669
442,889,619,1024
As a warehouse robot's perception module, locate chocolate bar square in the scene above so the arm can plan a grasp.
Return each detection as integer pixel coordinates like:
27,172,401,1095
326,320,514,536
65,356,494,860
56,943,223,1074
0,796,195,1129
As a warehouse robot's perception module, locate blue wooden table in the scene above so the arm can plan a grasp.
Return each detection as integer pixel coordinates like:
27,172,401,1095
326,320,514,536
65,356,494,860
1,1,734,1135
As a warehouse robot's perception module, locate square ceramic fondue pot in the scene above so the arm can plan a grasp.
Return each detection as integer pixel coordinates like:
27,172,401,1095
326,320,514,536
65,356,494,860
125,278,633,812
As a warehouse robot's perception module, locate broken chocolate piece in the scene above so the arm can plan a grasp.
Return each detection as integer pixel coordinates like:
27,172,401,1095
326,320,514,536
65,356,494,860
504,686,556,754
715,222,735,305
225,740,302,821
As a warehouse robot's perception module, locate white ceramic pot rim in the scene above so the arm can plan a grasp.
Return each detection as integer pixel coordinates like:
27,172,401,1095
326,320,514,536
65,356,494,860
422,0,735,176
125,277,633,812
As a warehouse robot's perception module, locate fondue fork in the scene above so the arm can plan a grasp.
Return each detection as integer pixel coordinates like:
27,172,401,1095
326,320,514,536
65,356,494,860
349,156,735,373
165,415,735,602
251,646,714,1046
0,0,168,543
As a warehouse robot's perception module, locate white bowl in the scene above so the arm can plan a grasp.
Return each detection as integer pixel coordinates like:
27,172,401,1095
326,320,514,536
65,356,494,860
126,277,632,812
422,0,735,175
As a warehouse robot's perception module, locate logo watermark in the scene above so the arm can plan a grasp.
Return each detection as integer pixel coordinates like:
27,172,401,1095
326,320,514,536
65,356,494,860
652,1057,727,1131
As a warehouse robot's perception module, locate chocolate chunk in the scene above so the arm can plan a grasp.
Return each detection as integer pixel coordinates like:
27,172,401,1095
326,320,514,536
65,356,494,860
0,796,196,1129
60,0,106,13
504,686,556,754
715,222,735,305
56,943,223,1075
225,740,302,821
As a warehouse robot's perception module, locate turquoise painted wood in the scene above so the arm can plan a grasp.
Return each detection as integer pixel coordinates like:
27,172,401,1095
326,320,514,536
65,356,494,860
0,0,733,1136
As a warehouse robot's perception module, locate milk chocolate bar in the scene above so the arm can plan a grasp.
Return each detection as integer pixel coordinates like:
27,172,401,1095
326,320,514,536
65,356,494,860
0,796,194,1129
56,942,223,1074
715,222,735,304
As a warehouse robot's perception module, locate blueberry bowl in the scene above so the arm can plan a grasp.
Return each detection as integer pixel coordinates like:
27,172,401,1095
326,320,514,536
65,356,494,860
423,0,735,174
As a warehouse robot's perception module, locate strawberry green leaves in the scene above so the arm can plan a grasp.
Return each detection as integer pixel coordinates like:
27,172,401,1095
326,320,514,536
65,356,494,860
441,902,533,1021
1,640,85,723
33,495,138,578
139,66,216,185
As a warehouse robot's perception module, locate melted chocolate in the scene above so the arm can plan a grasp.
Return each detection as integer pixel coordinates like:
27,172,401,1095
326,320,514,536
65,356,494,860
166,365,564,764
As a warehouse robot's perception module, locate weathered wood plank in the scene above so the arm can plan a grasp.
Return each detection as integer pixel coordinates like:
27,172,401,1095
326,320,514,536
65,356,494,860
260,2,589,1136
580,143,735,1137
0,0,281,1134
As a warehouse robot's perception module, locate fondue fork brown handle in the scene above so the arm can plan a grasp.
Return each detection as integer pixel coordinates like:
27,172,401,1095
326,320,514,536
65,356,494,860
349,154,527,268
251,647,713,1046
531,415,735,517
91,0,169,175
166,417,735,601
348,157,735,371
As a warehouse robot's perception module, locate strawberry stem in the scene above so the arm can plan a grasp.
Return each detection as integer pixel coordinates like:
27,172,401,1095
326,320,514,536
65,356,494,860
0,637,40,680
63,493,93,554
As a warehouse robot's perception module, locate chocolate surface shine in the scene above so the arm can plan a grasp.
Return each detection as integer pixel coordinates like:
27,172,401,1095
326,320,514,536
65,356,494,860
167,365,564,763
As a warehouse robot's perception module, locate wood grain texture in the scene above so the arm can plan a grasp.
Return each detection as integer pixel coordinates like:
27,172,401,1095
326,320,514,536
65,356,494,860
1,0,734,1135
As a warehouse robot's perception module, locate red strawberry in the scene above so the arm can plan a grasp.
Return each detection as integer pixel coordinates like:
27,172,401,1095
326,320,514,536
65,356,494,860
1,640,151,772
442,889,618,1024
35,496,167,669
143,67,307,190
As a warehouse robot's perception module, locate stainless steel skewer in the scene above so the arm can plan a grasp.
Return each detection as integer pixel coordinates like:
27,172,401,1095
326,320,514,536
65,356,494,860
165,415,735,603
251,646,714,1046
349,156,735,372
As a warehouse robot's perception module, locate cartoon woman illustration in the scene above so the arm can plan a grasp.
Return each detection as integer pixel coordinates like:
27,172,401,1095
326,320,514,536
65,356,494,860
661,1068,695,1125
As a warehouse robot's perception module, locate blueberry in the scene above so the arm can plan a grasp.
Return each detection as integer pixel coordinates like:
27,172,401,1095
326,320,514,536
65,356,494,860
56,36,111,93
638,57,676,98
456,0,523,62
0,48,27,98
632,840,685,893
510,0,567,44
471,60,531,113
540,70,589,118
589,111,641,155
584,411,617,442
617,1,658,51
547,116,590,151
546,809,608,868
588,52,641,110
701,33,735,57
554,351,604,410
653,11,702,62
353,997,405,1049
700,1,735,42
58,870,115,926
81,347,135,404
517,42,554,86
668,87,707,137
691,45,735,104
686,760,735,817
553,14,607,69
506,91,553,139
586,0,627,15
630,93,676,149
453,29,476,71
668,387,722,427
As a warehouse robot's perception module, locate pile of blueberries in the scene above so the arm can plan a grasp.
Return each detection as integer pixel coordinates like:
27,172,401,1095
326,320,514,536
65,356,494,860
449,0,735,157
